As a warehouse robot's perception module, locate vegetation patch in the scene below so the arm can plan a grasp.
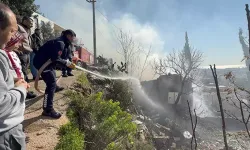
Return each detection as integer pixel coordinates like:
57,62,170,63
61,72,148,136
57,73,154,150
55,122,85,150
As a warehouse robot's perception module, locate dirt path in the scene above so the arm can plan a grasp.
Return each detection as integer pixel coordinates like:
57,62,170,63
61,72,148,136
23,70,81,150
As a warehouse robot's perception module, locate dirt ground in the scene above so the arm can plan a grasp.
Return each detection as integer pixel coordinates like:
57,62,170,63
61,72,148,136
23,70,81,150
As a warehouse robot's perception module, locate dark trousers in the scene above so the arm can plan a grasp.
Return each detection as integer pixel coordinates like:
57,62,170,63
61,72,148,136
62,57,72,75
17,53,30,82
41,69,57,111
62,67,72,75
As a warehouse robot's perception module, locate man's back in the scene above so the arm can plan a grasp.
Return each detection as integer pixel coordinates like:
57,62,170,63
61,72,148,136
33,37,65,70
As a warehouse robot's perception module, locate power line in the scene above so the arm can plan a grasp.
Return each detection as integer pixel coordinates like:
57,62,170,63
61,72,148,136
97,15,119,41
95,8,126,45
96,8,121,31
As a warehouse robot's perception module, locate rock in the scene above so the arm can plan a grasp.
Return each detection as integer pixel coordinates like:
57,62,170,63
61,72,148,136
183,131,192,139
153,136,171,150
171,142,176,148
173,137,181,141
36,146,44,149
133,120,143,125
36,131,45,136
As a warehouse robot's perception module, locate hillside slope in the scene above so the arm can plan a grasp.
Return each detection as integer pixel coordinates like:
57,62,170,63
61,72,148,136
23,70,81,150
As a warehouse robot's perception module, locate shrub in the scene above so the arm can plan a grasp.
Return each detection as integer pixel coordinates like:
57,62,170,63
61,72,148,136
105,80,133,111
77,73,90,87
58,72,155,150
55,122,85,150
66,91,137,150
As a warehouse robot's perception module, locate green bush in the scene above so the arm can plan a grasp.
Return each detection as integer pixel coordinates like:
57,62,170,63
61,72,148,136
57,72,154,150
105,80,133,111
55,123,85,150
77,73,90,87
67,91,137,150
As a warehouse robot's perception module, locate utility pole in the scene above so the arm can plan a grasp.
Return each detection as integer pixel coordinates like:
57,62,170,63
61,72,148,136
86,0,97,65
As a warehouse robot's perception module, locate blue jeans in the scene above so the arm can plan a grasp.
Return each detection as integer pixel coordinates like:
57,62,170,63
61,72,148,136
30,52,37,78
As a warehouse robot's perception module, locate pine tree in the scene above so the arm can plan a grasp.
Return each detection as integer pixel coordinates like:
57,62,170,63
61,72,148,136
183,32,192,68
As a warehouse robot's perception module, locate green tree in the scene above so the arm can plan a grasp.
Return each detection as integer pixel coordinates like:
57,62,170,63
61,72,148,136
0,0,39,17
40,22,55,42
184,32,192,66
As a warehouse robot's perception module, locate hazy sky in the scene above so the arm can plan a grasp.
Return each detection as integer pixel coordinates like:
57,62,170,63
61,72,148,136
35,0,249,79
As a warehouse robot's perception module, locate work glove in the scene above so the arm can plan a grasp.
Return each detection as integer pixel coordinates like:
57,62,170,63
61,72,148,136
68,63,76,69
66,60,76,69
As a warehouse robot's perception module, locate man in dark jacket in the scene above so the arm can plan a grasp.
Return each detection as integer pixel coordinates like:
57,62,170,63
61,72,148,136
33,29,76,119
61,30,74,77
30,28,43,80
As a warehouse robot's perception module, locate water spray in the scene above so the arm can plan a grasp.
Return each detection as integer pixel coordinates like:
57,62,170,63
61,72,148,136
75,65,164,110
34,60,163,110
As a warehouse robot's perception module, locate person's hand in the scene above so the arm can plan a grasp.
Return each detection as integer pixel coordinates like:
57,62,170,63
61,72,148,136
15,79,30,89
68,63,76,69
66,60,76,69
14,77,23,83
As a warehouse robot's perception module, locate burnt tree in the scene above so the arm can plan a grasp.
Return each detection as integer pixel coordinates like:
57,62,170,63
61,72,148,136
154,32,203,105
210,64,228,150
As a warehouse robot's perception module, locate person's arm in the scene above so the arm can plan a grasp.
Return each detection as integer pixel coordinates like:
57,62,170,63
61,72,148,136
50,41,72,67
0,58,27,117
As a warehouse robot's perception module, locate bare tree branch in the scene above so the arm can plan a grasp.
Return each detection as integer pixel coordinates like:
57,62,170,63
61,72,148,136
154,48,203,105
234,88,250,138
187,100,198,150
210,64,229,150
139,45,152,81
116,30,152,78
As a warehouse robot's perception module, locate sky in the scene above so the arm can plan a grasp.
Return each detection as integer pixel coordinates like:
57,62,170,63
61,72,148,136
34,0,249,80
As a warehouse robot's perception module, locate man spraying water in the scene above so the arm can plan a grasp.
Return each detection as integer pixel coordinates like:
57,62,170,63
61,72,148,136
33,29,76,119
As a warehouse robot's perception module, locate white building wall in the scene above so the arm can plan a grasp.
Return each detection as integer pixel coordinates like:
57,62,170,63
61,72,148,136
31,12,55,34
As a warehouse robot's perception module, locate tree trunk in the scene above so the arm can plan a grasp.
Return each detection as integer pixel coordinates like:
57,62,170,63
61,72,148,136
210,65,228,150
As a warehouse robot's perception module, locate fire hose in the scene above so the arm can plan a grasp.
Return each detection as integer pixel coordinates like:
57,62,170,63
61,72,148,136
34,59,62,94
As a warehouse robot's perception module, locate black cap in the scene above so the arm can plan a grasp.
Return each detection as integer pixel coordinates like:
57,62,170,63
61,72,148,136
63,29,76,37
